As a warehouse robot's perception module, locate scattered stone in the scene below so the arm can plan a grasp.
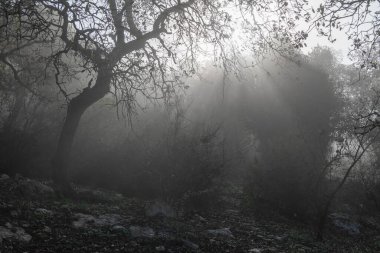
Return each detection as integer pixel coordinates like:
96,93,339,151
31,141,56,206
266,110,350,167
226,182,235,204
274,235,287,241
61,204,71,209
130,241,138,247
43,226,52,233
115,193,124,199
17,178,54,198
206,228,234,238
111,225,126,232
0,226,14,240
72,213,122,228
157,231,176,240
155,245,165,251
129,226,155,238
72,213,96,229
194,214,207,222
0,175,376,251
61,204,72,214
77,189,124,202
95,214,122,226
35,208,53,216
16,229,32,243
145,200,176,218
21,223,30,228
0,226,32,243
182,239,199,250
248,249,262,253
225,209,240,215
360,217,380,230
330,213,361,235
0,174,10,181
10,209,21,217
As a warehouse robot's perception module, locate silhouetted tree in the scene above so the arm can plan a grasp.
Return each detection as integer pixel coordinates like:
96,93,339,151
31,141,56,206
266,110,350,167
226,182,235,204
1,0,308,195
310,0,380,68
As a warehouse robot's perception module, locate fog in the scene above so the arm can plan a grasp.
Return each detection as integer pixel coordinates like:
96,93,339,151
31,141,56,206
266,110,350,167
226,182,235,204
1,0,380,251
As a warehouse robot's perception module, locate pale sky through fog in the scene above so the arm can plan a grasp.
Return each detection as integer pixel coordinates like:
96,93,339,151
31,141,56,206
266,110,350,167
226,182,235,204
303,26,351,64
301,0,352,64
192,0,356,68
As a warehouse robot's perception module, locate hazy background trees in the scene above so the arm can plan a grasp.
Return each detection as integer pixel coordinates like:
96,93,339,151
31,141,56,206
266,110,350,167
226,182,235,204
1,0,380,240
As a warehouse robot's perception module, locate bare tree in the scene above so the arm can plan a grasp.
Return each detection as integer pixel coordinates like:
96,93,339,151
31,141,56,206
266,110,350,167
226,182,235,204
0,1,54,130
315,132,379,240
309,0,380,68
42,0,236,195
0,0,308,195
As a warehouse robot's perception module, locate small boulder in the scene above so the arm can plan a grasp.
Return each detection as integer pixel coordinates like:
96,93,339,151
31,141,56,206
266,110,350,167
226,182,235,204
35,208,53,216
72,213,122,229
182,239,199,250
0,226,32,243
330,213,361,236
72,213,96,229
0,174,10,181
194,214,207,222
111,225,126,232
205,228,234,238
10,209,21,217
248,249,262,253
15,227,32,243
95,213,122,226
129,226,155,238
0,226,14,241
155,245,165,251
43,226,52,233
17,179,54,198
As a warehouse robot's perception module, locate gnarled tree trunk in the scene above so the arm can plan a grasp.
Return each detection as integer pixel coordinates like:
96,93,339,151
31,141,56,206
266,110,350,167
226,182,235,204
51,69,112,195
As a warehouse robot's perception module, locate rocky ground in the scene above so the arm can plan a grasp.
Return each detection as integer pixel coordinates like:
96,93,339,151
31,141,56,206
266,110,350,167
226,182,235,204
0,174,380,253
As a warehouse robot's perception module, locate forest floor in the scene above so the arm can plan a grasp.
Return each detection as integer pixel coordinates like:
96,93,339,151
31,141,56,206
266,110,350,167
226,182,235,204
0,174,380,253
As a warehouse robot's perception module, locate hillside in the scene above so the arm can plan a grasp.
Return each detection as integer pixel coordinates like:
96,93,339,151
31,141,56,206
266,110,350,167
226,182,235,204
0,174,379,253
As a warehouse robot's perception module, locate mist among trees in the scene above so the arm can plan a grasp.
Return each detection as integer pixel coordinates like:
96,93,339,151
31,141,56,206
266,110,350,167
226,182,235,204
1,0,380,252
